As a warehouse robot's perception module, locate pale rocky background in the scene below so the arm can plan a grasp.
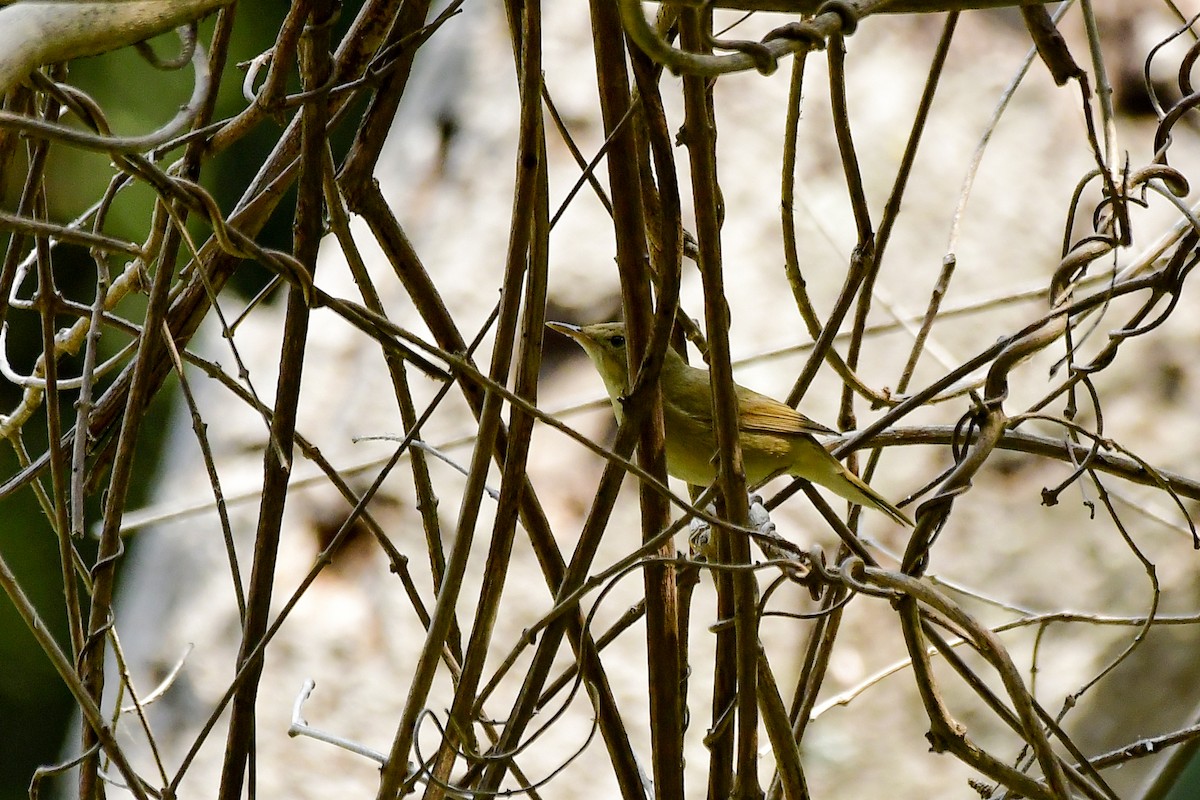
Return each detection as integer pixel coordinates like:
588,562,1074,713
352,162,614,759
104,2,1200,798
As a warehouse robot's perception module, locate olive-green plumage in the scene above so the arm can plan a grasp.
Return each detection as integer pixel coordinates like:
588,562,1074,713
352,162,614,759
549,321,912,527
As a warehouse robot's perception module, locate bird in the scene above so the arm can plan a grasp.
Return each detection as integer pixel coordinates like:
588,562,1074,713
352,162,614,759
548,321,912,527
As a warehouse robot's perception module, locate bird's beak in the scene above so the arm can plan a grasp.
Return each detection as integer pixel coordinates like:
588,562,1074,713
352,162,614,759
546,321,584,342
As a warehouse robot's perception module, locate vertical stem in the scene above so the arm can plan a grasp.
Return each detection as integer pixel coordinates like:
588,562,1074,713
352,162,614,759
587,0,684,798
419,0,548,792
678,9,759,799
630,40,693,800
757,649,808,800
786,34,874,410
217,4,332,795
765,589,845,800
1079,0,1117,179
28,171,86,684
339,0,435,201
78,154,182,800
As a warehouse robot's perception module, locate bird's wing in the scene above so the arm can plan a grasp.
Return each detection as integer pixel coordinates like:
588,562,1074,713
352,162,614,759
661,361,837,438
735,386,838,438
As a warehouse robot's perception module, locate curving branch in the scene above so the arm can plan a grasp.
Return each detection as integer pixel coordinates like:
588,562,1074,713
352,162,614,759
0,0,229,92
668,0,1053,11
618,0,1055,76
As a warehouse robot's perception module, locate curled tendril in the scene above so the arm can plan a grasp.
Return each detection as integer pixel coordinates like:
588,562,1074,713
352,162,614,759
0,39,210,154
766,0,859,43
241,47,276,104
1130,164,1190,198
135,23,198,71
1152,24,1200,167
708,35,777,74
1049,238,1115,307
619,0,873,77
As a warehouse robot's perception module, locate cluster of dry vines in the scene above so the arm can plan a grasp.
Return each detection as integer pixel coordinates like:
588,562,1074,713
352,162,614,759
1,1,1200,800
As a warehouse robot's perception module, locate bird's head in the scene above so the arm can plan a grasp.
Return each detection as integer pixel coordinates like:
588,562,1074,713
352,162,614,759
547,321,632,404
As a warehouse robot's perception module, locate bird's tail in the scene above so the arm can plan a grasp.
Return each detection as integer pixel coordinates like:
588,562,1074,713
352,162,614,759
793,440,913,527
831,466,914,527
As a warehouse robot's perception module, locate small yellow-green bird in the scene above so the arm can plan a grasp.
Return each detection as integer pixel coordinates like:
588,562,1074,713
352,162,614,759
549,321,912,527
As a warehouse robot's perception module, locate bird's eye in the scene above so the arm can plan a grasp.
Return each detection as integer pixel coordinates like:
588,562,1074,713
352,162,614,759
610,335,625,348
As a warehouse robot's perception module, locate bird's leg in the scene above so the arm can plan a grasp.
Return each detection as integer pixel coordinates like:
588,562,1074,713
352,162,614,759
748,494,775,538
689,494,777,560
749,494,815,590
688,503,719,562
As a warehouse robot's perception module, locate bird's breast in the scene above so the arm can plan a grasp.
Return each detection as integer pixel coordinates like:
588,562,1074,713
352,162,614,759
660,403,797,486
